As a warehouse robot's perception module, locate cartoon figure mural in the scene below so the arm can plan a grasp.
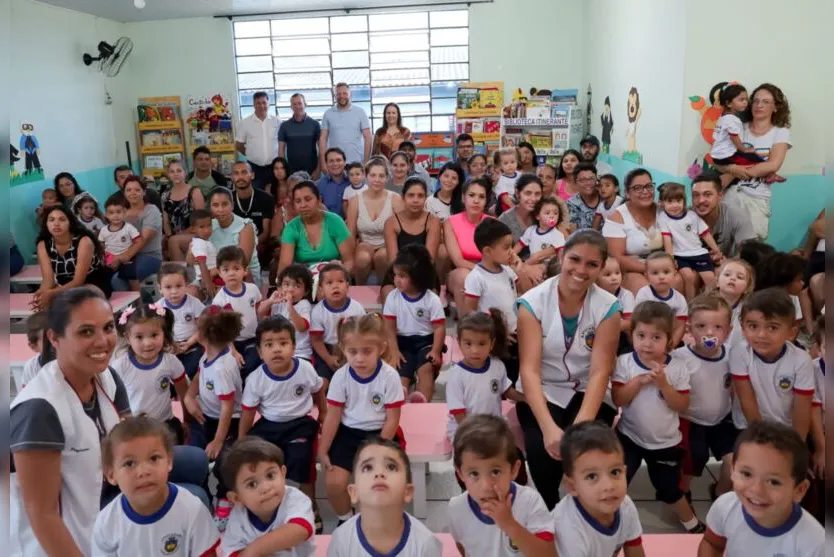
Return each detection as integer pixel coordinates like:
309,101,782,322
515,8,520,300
19,121,42,175
687,81,730,173
600,96,614,154
623,87,643,164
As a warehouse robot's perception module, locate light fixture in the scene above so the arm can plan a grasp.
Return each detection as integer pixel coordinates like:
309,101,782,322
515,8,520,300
134,0,146,9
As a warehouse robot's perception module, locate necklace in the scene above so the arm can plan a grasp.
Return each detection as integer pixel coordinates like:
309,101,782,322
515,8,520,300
235,190,255,215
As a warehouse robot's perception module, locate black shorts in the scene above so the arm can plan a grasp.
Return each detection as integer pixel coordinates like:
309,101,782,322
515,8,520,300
619,432,684,504
313,343,338,380
328,424,406,473
679,415,738,476
249,415,320,484
396,334,436,381
804,250,825,286
675,253,714,273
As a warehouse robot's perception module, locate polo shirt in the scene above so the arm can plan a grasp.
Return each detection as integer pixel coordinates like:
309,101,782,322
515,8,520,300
278,115,321,174
321,104,371,164
317,172,349,216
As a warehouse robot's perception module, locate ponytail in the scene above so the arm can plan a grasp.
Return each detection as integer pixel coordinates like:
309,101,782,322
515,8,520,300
457,308,508,360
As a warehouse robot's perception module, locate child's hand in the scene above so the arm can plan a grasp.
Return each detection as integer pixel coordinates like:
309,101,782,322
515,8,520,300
387,350,406,369
637,374,654,387
427,349,443,367
319,450,333,472
479,488,516,531
184,395,205,424
205,439,224,460
205,283,218,298
231,346,245,368
811,449,825,479
268,289,285,305
650,363,670,389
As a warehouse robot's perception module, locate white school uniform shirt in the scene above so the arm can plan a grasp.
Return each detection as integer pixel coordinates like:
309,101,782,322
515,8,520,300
327,512,442,557
14,353,42,390
448,483,554,557
271,299,314,359
710,113,744,160
98,222,140,256
612,353,691,450
343,183,368,201
445,357,511,438
812,358,824,409
790,295,802,322
705,492,823,557
309,297,366,345
730,341,815,429
425,194,452,221
594,195,624,221
552,495,643,557
634,285,688,321
673,345,732,426
111,351,186,422
236,112,280,167
191,237,218,281
494,172,520,201
221,485,315,557
326,360,404,430
198,347,242,420
242,358,323,422
615,287,636,318
160,295,205,343
92,484,219,557
213,283,262,341
657,210,710,257
727,301,745,353
464,263,519,332
518,225,566,256
383,289,445,336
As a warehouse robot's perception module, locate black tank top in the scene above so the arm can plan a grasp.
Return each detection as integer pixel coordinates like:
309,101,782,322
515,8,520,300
395,213,429,250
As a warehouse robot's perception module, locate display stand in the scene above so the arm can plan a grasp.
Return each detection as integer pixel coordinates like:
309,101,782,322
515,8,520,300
184,94,235,177
411,132,454,176
454,81,504,158
502,91,584,166
137,96,186,178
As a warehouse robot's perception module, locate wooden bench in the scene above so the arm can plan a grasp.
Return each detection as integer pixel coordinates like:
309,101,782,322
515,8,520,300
10,265,43,285
10,290,141,320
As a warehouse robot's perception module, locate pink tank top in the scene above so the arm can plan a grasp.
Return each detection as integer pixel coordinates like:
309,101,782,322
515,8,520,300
450,212,489,262
556,179,572,201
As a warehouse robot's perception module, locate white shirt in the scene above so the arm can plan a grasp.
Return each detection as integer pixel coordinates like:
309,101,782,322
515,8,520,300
790,295,802,322
221,485,315,557
634,285,688,320
728,302,745,353
812,358,824,409
326,361,404,431
160,295,205,343
730,341,815,429
93,484,219,557
673,345,732,426
271,299,314,359
343,183,368,201
495,172,520,202
98,223,140,256
445,357,511,438
711,113,745,160
242,359,323,423
327,513,442,557
198,347,242,420
448,483,554,557
111,352,186,422
615,287,636,318
464,264,519,332
13,354,41,391
612,353,691,450
594,195,624,221
213,283,262,341
518,225,565,256
383,289,445,337
191,237,218,281
310,298,366,345
425,195,451,221
657,210,710,257
552,495,643,557
736,124,792,199
705,492,823,557
236,112,280,167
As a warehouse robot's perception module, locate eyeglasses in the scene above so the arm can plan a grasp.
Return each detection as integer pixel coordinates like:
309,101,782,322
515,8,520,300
752,99,773,106
630,183,655,193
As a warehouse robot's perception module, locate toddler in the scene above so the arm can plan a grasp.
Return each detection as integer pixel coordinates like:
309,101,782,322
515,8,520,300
712,258,754,350
188,209,220,299
14,311,47,391
591,174,623,230
260,263,315,361
342,162,367,215
157,263,206,379
99,192,140,286
515,196,567,265
634,252,688,346
493,148,521,211
35,188,59,224
73,193,105,235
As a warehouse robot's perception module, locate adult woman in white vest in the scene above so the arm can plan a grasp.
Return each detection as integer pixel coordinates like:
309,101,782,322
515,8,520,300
515,230,622,510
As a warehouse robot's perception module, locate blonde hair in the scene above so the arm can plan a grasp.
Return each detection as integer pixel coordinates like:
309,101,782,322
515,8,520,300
493,147,520,166
687,292,732,322
711,258,755,299
337,313,388,359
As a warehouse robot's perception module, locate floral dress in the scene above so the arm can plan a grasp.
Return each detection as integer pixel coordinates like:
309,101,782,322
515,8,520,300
162,186,197,234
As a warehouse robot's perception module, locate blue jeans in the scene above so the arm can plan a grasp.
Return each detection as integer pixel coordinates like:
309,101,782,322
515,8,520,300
112,253,162,291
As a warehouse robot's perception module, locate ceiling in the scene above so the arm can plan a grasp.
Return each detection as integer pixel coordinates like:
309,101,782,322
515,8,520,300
36,0,488,22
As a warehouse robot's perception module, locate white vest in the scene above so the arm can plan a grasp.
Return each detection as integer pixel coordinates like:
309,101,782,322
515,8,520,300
517,276,618,408
10,361,121,557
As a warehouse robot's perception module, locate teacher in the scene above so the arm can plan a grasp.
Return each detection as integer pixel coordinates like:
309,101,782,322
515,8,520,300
515,230,621,510
372,103,411,159
207,187,262,287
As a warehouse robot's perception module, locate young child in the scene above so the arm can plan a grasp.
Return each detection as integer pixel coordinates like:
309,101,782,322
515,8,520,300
712,258,755,350
212,245,263,380
239,316,326,530
383,245,446,402
657,182,722,300
611,301,704,533
35,188,59,224
673,293,736,501
552,422,645,557
597,256,635,357
309,263,366,386
188,209,221,299
318,314,405,527
73,193,105,235
536,163,558,198
93,416,220,556
259,263,315,362
493,147,521,211
514,196,567,265
327,438,441,555
111,303,190,444
730,288,814,440
99,192,140,283
753,251,805,329
698,421,823,557
220,438,317,557
342,162,367,215
634,252,688,347
448,415,554,557
14,311,47,391
157,263,205,379
591,174,623,230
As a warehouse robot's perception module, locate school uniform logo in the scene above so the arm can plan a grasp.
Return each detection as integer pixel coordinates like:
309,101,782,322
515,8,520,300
685,224,693,232
580,326,595,350
159,376,171,391
777,375,793,391
541,242,551,249
416,309,425,318
120,235,127,243
371,393,383,407
490,379,500,393
723,372,732,389
184,313,193,322
162,533,182,554
206,380,215,391
294,384,306,397
249,298,256,307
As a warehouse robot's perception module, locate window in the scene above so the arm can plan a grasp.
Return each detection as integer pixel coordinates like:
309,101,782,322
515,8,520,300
234,9,468,133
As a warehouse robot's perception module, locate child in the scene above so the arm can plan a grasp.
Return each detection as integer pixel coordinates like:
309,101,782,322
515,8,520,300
35,188,59,224
239,316,326,531
188,209,220,299
93,416,220,556
514,196,567,265
597,256,635,333
383,245,446,402
99,192,140,287
611,301,703,533
657,182,722,300
698,421,823,557
342,162,367,215
753,251,805,330
73,193,105,235
712,258,755,350
157,263,205,379
318,314,404,527
536,163,558,198
309,263,366,385
634,252,688,347
111,303,190,444
673,293,737,501
731,289,814,440
14,311,47,391
590,174,623,230
545,256,561,279
493,148,520,211
259,263,315,361
212,245,263,381
738,238,776,270
327,438,441,555
220,438,317,557
449,415,554,557
552,422,645,557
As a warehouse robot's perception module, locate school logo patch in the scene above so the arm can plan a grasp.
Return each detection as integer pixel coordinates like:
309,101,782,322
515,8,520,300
580,326,595,350
724,372,732,389
777,375,793,391
371,393,383,407
416,309,425,318
249,298,256,307
490,379,500,393
184,313,193,322
206,380,215,391
685,224,693,232
159,376,171,392
294,384,306,398
120,235,127,243
161,533,182,554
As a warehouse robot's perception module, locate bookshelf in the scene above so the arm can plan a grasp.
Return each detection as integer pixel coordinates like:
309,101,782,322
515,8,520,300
136,96,186,178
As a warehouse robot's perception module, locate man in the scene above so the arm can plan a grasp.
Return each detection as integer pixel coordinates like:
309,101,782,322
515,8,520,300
399,140,432,186
566,163,601,230
691,173,756,259
113,164,161,211
454,133,475,176
316,147,349,217
186,146,228,197
579,134,613,176
319,83,371,169
278,93,321,178
235,91,279,190
231,161,275,259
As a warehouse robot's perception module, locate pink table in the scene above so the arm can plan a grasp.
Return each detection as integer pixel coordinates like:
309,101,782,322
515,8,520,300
10,291,140,319
10,265,42,285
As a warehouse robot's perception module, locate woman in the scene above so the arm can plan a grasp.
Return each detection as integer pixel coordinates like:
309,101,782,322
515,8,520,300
719,83,792,240
278,181,355,276
32,205,112,310
113,176,164,291
554,149,580,201
161,159,205,261
425,161,465,222
347,158,404,284
268,171,308,286
10,288,210,556
372,103,411,159
602,168,683,294
386,151,411,193
207,187,262,287
268,156,291,209
518,141,538,174
54,171,86,210
468,153,488,180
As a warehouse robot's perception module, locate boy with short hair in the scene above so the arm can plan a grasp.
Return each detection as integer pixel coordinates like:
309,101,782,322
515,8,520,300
698,421,823,557
634,251,688,346
552,421,644,557
449,415,555,557
493,148,521,211
221,437,316,557
342,162,367,214
99,192,141,289
188,209,220,299
14,311,48,391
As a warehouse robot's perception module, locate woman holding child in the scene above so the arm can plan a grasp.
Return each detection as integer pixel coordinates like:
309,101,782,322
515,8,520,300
111,175,164,291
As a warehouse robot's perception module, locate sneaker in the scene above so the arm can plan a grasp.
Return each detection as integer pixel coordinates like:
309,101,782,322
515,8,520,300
314,511,324,535
214,498,233,533
408,391,428,404
685,521,706,534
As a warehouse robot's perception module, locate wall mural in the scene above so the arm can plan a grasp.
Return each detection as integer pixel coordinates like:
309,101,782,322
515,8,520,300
623,86,643,164
600,96,614,154
11,120,45,187
686,81,729,178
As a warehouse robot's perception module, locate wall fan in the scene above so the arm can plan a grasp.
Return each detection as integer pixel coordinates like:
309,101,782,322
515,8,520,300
83,38,133,77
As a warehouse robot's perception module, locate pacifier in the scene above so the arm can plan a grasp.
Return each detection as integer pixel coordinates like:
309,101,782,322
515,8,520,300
701,336,718,350
547,218,557,228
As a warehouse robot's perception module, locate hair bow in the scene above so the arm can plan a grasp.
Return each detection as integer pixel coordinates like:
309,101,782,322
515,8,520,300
118,305,136,325
148,302,167,317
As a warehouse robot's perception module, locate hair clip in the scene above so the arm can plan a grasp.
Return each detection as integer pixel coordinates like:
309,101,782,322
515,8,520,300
118,306,136,325
148,302,167,317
